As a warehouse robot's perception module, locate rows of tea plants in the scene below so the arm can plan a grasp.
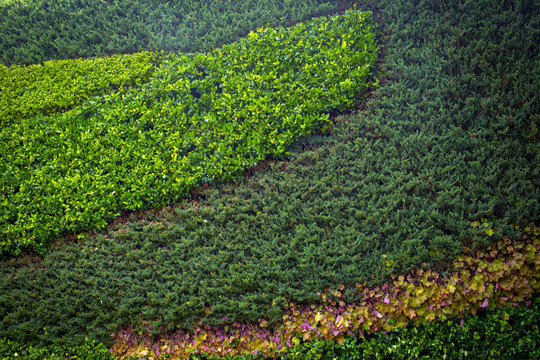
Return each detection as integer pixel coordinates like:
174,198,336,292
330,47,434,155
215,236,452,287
0,10,378,256
0,0,537,354
109,232,540,358
0,0,349,65
2,236,538,358
281,295,539,360
0,51,162,127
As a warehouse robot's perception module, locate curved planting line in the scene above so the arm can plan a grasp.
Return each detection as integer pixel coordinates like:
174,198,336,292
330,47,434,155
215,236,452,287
0,10,378,256
111,225,539,359
0,51,162,128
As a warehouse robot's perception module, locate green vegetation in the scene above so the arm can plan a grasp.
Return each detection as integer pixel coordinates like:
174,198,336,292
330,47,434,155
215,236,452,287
2,297,538,359
108,233,540,358
282,297,540,360
0,0,538,358
0,10,378,256
0,51,162,127
0,0,345,66
0,337,116,360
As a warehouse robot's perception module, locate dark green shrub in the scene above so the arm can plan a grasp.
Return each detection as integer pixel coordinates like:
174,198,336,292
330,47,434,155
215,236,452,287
0,0,349,66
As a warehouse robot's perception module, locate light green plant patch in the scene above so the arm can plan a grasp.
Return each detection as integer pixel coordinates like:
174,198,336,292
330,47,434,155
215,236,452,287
0,10,378,256
0,51,162,127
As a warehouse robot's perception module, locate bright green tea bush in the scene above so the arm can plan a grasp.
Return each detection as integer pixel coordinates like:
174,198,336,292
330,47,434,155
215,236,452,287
0,0,346,66
0,10,378,256
0,337,117,360
0,51,161,127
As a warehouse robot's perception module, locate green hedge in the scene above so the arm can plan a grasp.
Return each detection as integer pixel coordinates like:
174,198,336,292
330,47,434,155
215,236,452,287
0,10,378,256
0,51,161,127
0,0,349,66
0,337,116,360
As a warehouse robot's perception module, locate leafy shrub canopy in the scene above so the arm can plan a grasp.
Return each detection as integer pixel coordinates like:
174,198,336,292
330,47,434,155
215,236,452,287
0,51,162,127
0,10,378,256
0,0,538,354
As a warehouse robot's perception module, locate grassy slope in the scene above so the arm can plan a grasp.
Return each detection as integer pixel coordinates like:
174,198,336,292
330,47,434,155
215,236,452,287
0,0,538,353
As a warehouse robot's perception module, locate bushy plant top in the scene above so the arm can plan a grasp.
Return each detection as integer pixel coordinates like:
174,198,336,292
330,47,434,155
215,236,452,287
0,0,348,66
0,10,378,256
0,337,116,360
2,297,538,359
0,51,161,127
1,229,537,359
280,296,540,360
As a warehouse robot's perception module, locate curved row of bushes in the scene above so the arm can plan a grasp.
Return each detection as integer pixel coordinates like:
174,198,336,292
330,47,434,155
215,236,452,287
1,0,538,357
0,51,161,127
281,296,539,360
110,228,539,358
1,233,538,359
0,10,378,256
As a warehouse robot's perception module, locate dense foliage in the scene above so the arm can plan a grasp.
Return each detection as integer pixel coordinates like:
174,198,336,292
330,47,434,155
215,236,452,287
0,337,116,360
0,11,378,256
110,232,539,358
0,51,162,127
0,0,538,356
0,0,347,66
3,297,537,359
281,296,540,360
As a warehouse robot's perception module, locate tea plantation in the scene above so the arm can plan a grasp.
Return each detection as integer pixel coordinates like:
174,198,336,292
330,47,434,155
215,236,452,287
0,0,539,359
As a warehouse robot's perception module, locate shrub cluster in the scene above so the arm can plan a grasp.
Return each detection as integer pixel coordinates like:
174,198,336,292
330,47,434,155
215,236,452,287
0,0,347,66
0,51,161,127
0,337,116,360
2,237,538,359
111,230,540,358
0,0,538,356
0,10,378,256
281,296,539,360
